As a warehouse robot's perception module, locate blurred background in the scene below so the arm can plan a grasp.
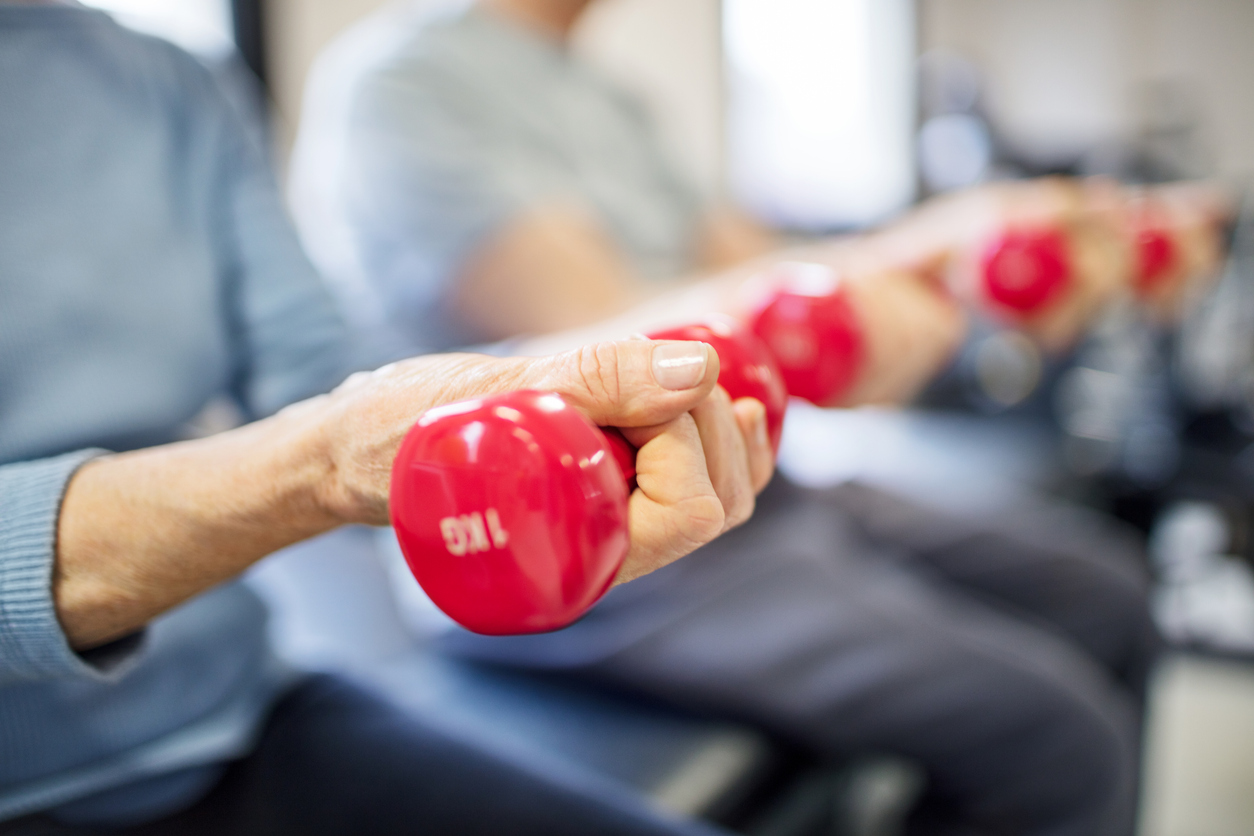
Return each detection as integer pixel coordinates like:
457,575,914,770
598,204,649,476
76,1,1254,833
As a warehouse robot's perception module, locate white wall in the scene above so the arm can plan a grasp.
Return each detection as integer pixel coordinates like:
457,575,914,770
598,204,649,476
266,0,394,159
920,0,1254,179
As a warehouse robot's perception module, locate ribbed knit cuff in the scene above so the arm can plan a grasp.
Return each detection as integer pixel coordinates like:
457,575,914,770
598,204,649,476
0,449,138,684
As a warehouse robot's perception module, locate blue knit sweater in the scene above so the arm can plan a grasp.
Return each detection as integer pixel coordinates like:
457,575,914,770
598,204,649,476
0,6,361,825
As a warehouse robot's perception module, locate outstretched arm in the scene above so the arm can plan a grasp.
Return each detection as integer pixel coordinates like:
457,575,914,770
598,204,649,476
53,340,772,651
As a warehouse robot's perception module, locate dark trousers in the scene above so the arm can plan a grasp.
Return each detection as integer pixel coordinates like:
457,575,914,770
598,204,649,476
443,479,1162,836
2,675,725,836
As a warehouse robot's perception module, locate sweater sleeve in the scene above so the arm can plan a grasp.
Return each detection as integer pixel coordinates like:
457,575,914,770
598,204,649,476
199,62,379,420
0,450,141,685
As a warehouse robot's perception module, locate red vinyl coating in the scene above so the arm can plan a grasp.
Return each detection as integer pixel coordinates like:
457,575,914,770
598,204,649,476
648,317,789,452
601,427,637,490
1134,225,1178,293
980,228,1072,315
390,390,630,635
749,267,866,406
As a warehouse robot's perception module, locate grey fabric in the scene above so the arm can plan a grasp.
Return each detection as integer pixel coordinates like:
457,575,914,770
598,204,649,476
289,3,703,354
444,479,1157,836
0,675,729,836
0,452,110,685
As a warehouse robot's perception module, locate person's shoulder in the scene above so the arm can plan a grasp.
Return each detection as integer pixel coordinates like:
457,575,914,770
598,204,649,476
26,9,232,117
390,22,480,88
113,27,226,106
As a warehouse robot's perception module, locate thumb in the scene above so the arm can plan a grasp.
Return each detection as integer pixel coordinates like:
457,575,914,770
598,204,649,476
514,339,720,428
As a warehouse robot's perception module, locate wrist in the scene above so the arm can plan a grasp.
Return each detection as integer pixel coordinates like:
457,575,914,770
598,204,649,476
53,409,343,650
262,397,356,530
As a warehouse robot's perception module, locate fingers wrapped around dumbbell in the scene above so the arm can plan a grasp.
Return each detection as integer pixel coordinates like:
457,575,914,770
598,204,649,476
613,385,771,585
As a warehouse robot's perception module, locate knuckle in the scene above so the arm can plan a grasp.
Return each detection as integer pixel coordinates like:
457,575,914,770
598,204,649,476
677,494,726,546
332,370,372,394
572,342,623,405
726,491,755,531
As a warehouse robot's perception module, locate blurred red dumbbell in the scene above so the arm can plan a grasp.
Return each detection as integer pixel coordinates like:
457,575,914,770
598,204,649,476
979,227,1073,316
1134,224,1177,294
390,320,786,636
1125,198,1179,296
746,262,866,407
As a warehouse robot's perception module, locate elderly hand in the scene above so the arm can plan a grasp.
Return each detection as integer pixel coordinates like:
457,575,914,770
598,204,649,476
301,339,774,583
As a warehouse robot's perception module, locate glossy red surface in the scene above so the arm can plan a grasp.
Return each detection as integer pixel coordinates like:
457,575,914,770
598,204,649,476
748,265,866,406
648,317,788,451
980,228,1072,315
600,427,638,489
390,390,630,635
1134,225,1178,293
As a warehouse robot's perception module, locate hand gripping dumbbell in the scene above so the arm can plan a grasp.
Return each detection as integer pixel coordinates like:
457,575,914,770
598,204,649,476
744,262,866,407
647,317,789,451
389,321,787,635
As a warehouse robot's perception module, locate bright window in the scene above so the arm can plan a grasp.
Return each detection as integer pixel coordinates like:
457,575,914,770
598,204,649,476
724,0,916,230
78,0,234,57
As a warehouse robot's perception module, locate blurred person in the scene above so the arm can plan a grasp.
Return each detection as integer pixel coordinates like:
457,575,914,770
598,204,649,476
0,3,772,835
291,1,1163,834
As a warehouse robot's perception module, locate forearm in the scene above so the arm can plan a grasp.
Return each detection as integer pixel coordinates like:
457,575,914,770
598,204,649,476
54,406,338,650
450,204,648,341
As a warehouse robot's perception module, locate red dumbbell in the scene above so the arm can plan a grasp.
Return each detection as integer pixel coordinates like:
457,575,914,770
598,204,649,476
390,321,786,635
979,228,1072,316
1127,200,1179,295
391,391,630,635
745,262,866,407
1134,225,1177,293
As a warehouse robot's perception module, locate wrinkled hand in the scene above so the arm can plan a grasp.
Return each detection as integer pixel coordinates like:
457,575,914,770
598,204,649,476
298,340,774,584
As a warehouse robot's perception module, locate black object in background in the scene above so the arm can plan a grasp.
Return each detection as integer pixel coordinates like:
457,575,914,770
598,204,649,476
231,0,267,90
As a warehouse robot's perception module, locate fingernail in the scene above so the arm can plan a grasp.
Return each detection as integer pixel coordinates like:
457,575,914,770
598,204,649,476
652,342,708,390
754,407,769,448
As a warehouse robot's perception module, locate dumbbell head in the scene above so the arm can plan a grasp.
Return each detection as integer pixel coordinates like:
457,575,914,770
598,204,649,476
390,390,631,635
647,317,788,451
1133,221,1178,295
979,228,1072,316
747,262,865,407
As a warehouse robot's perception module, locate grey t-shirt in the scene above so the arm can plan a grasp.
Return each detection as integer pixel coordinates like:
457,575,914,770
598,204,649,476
290,3,704,354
